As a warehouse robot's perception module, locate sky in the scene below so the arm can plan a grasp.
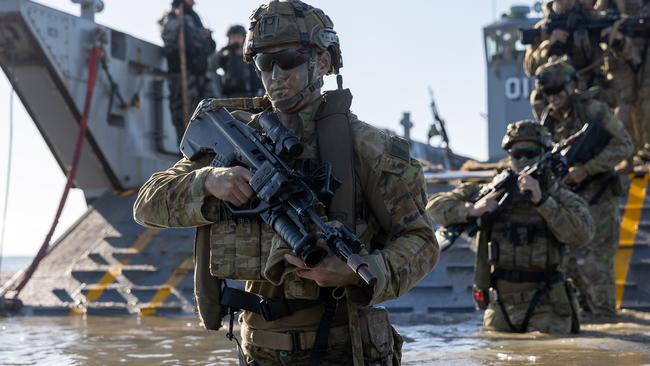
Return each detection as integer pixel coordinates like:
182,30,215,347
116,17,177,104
0,0,539,258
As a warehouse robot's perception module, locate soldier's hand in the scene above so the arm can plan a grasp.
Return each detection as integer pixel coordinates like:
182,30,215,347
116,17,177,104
565,165,588,184
550,29,570,44
284,253,359,287
601,27,624,43
518,175,542,204
203,166,254,206
468,189,502,218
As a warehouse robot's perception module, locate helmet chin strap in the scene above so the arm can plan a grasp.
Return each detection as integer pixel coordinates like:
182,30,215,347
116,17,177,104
268,50,324,113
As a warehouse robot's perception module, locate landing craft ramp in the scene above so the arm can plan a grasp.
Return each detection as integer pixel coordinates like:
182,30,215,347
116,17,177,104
1,0,650,316
0,0,181,199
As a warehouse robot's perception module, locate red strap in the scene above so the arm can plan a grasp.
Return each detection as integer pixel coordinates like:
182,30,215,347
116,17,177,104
11,46,103,296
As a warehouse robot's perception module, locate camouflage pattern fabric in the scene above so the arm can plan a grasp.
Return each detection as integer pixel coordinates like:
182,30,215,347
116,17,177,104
133,91,437,363
160,7,218,144
524,2,609,95
168,73,216,145
243,341,353,366
483,281,576,333
597,0,650,157
543,92,633,185
426,176,594,333
241,307,402,366
543,91,633,317
566,193,620,317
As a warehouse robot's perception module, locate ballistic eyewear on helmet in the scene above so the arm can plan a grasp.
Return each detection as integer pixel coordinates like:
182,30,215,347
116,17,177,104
540,84,565,98
254,48,312,72
510,148,542,160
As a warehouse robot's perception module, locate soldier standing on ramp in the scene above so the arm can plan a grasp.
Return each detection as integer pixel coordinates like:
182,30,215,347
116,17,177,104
427,121,594,333
524,0,613,118
135,1,438,364
595,0,650,166
215,25,264,98
159,0,216,144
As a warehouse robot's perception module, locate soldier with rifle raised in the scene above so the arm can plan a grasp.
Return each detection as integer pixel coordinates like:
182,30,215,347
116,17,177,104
427,121,594,333
523,0,613,118
534,58,633,319
159,0,216,144
135,1,437,364
594,0,650,165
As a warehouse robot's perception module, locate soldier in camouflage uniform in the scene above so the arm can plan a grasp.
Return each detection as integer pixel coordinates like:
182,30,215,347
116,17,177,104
524,0,612,118
159,0,217,144
595,0,650,163
534,58,634,319
215,25,264,98
135,1,438,365
427,121,594,333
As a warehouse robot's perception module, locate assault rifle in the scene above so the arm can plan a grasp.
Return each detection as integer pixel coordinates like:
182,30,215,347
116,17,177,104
520,10,650,46
427,87,452,168
435,121,612,252
180,107,377,286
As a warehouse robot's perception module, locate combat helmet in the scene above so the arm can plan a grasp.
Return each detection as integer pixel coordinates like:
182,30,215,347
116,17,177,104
534,57,577,94
243,0,342,74
501,120,553,150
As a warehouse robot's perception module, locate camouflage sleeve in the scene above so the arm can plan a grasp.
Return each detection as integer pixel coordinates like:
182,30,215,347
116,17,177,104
523,20,548,76
535,186,595,249
583,101,634,175
133,155,219,228
349,120,438,306
425,183,481,226
525,40,553,76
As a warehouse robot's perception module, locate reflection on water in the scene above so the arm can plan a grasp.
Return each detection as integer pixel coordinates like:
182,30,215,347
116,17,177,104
0,316,238,365
1,310,650,365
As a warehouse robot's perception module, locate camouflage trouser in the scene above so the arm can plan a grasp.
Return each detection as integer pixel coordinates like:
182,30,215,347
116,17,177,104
483,281,575,334
168,73,216,145
605,42,650,154
243,340,353,366
566,192,620,317
241,317,403,366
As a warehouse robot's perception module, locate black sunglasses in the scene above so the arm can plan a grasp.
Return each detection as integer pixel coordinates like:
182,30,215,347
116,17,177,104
510,148,542,160
540,84,565,97
253,48,312,72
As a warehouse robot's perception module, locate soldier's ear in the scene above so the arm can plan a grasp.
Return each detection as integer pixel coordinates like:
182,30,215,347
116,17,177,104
316,51,331,77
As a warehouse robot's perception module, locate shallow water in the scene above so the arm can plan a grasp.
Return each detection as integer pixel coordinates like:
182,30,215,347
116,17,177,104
1,311,649,365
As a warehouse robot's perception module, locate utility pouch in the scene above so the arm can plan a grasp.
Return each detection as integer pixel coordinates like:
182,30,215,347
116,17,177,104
359,307,401,365
209,218,271,280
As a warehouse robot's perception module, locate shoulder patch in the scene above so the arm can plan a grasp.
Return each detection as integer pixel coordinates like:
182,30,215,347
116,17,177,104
389,135,410,162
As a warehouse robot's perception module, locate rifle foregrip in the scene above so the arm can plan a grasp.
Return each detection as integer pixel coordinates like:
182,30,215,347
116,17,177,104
347,254,377,286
